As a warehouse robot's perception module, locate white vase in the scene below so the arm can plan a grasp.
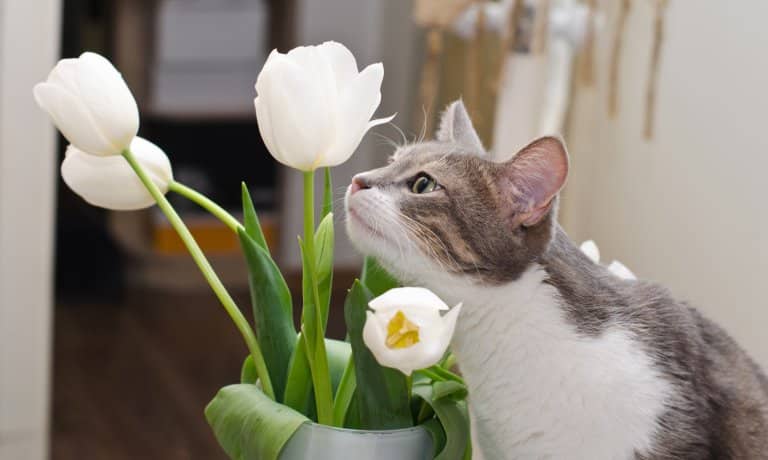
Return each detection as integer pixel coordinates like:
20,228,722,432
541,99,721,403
279,423,433,460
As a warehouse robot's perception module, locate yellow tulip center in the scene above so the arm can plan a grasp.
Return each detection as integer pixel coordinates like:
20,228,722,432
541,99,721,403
385,310,420,349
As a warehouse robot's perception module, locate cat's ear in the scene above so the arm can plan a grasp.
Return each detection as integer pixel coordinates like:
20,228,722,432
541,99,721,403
500,136,569,227
436,100,484,153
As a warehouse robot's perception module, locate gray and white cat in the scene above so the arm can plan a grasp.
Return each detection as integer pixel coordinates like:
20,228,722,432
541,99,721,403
344,100,768,459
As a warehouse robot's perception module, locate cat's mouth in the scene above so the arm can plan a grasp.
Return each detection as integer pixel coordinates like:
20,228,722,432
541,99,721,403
347,205,393,245
345,188,398,250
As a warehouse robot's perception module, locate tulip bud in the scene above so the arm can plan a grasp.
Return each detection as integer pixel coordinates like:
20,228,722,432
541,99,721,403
61,137,172,210
580,240,637,280
254,41,394,171
33,52,139,156
363,287,461,375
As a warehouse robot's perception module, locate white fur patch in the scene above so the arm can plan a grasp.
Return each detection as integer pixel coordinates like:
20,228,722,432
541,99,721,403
422,266,672,460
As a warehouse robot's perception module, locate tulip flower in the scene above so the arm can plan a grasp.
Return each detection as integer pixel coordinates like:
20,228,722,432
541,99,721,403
580,240,637,280
363,287,461,376
254,41,393,171
33,52,139,156
61,136,172,210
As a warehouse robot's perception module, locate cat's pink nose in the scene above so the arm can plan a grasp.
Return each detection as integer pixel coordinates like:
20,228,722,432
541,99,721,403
349,176,370,195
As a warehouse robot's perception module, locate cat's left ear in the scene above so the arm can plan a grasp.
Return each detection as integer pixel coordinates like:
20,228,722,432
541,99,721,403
436,100,485,154
500,136,569,227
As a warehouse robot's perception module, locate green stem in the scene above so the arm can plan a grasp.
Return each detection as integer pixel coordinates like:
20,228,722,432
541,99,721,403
302,171,334,425
122,149,275,400
168,180,243,233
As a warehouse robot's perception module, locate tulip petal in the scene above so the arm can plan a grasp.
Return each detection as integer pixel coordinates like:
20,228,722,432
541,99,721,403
47,58,79,93
33,82,114,156
322,62,385,167
369,287,450,313
254,96,283,165
257,55,335,170
61,137,171,211
362,311,412,374
608,260,637,280
317,41,358,92
75,52,139,154
580,240,600,264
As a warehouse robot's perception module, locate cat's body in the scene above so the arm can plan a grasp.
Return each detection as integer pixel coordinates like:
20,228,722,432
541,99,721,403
422,227,768,459
345,101,768,459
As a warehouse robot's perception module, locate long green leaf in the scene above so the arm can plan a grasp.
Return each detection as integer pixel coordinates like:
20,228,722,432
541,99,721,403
283,334,312,414
241,355,257,384
344,280,412,429
332,357,357,427
238,229,296,401
298,237,334,425
412,383,470,460
321,167,332,219
241,182,269,253
205,384,309,460
314,212,334,328
361,256,399,296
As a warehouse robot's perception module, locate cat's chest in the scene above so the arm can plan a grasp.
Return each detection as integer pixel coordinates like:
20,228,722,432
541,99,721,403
429,268,672,460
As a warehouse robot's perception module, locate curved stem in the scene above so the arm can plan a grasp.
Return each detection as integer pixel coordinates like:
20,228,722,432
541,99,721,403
168,180,243,233
122,149,275,400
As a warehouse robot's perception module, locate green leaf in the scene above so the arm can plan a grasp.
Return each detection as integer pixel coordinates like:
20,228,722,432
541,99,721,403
314,212,334,328
332,357,356,427
241,182,269,253
298,237,334,426
238,228,296,402
283,334,312,414
361,256,399,296
343,280,412,429
205,384,309,460
321,167,332,219
283,337,352,420
413,383,470,460
241,355,257,384
432,381,468,401
325,338,352,391
420,418,447,458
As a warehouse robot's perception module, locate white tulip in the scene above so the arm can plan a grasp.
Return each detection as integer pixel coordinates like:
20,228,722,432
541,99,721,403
606,260,636,280
61,137,172,210
33,52,139,156
363,287,461,376
579,240,600,264
254,41,394,171
580,240,637,280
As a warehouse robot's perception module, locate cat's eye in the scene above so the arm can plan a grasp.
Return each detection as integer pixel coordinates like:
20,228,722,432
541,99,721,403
410,174,439,194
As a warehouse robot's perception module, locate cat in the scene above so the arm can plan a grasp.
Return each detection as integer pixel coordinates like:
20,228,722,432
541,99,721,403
344,100,768,459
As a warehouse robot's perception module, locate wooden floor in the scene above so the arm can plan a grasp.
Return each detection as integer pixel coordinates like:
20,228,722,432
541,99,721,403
51,279,353,459
52,290,247,459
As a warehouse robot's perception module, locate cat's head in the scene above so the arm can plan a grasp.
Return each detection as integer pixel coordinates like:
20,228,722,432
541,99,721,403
345,100,569,285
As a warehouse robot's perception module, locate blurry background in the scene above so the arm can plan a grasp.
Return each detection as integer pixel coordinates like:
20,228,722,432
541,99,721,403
1,0,766,458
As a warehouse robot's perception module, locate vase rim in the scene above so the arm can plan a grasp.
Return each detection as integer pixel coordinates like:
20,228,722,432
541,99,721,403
298,421,429,436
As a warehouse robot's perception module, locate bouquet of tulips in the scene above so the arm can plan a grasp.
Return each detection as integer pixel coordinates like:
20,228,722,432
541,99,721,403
34,43,469,460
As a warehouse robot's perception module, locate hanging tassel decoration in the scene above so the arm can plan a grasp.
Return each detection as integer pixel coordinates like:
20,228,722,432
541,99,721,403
492,0,525,102
464,1,487,132
608,0,631,118
531,0,551,55
644,0,669,139
416,27,445,137
578,0,598,86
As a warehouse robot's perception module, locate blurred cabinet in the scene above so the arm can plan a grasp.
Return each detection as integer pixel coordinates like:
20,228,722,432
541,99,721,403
151,0,269,117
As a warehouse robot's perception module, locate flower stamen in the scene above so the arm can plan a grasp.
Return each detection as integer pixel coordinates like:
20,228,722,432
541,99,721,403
385,310,420,349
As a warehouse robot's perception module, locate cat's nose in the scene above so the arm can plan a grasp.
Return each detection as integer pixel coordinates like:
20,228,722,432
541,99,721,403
350,175,371,195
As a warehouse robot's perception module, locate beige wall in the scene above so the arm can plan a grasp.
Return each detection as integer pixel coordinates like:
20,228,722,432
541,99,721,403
562,0,768,369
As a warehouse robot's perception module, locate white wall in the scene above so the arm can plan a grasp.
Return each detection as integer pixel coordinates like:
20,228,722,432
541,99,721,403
562,0,768,369
0,0,60,458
